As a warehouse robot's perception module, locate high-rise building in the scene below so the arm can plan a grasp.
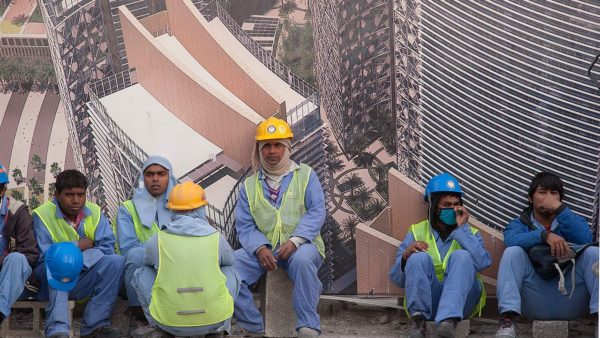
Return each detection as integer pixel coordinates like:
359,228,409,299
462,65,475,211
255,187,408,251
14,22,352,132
312,0,600,230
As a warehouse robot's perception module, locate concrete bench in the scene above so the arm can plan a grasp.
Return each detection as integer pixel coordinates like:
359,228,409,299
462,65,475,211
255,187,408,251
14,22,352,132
425,320,469,338
1,300,75,338
532,320,569,338
260,268,296,337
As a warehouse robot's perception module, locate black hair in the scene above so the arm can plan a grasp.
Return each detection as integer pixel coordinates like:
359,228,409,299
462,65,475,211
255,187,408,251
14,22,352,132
528,171,564,202
55,170,88,194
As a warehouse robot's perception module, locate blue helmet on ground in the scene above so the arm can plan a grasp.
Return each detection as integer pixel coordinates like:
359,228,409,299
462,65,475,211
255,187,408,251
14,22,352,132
45,242,83,292
424,173,463,202
0,163,8,184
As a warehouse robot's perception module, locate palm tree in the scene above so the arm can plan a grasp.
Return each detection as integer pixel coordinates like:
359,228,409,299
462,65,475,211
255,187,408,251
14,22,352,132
342,216,360,241
343,173,363,197
365,199,386,220
11,168,25,185
27,177,43,196
30,154,46,172
373,161,389,182
50,162,62,178
353,186,371,210
353,151,376,168
326,157,344,174
11,190,25,203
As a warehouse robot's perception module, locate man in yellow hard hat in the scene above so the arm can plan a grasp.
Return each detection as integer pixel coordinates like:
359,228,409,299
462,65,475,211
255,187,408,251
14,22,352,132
232,117,326,337
130,181,239,338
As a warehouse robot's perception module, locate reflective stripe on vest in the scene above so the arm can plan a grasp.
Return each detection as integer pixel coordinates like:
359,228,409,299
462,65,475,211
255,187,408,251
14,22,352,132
33,201,101,242
149,231,233,327
245,164,325,258
403,220,486,317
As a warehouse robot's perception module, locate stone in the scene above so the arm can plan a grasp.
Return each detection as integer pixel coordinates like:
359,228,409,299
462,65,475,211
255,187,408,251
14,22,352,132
426,320,470,338
532,320,568,338
261,268,296,337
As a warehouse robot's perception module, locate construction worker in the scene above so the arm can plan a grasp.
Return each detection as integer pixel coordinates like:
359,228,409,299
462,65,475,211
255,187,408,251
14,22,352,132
495,172,598,338
389,173,491,338
232,117,326,337
0,163,39,323
33,170,125,338
130,181,239,338
114,155,177,322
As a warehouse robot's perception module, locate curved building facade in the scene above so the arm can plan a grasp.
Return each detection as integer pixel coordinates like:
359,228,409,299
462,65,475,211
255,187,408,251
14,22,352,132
416,1,600,229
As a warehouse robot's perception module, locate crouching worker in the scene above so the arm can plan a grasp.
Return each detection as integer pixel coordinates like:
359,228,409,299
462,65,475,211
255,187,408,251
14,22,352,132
131,181,239,338
389,173,491,338
33,170,125,338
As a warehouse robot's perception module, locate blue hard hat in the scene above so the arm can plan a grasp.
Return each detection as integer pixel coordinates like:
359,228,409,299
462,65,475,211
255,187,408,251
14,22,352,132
424,173,463,202
45,242,83,292
0,163,8,184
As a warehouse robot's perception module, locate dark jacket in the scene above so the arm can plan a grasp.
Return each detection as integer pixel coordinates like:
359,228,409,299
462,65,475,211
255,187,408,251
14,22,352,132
2,196,39,291
503,204,593,250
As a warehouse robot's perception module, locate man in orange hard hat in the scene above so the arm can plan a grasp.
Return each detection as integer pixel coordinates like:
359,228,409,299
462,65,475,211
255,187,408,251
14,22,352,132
232,117,326,337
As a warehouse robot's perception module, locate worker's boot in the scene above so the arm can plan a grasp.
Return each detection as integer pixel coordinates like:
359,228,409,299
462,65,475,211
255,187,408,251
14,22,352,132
435,318,458,338
407,313,426,338
494,312,517,338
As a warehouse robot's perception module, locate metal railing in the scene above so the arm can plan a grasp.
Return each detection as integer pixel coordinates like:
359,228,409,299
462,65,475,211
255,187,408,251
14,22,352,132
88,68,138,99
195,0,318,98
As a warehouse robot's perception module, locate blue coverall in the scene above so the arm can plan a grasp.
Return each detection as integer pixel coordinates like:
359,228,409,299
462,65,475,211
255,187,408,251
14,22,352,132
233,167,325,333
389,222,491,324
497,207,598,319
34,200,125,337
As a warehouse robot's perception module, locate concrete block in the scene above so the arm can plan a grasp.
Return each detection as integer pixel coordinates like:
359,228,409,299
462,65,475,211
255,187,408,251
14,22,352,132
1,300,74,338
532,320,568,338
425,320,470,338
261,268,296,337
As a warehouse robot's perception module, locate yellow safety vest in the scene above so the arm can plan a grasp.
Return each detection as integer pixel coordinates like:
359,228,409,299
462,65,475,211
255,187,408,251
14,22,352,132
403,220,486,317
245,164,325,258
33,200,101,242
149,231,233,327
112,200,160,254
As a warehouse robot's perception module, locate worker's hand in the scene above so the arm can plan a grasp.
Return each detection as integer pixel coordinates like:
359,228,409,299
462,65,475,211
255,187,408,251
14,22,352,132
256,246,277,271
455,206,470,227
277,240,297,261
546,232,569,259
402,241,429,261
77,237,93,251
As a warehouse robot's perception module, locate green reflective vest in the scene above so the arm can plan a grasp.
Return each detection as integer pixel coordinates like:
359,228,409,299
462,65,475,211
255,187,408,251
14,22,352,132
403,220,486,317
149,231,233,327
245,164,325,258
112,200,160,254
33,200,101,242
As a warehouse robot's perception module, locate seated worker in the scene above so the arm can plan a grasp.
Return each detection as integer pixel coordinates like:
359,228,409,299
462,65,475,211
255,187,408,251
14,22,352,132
232,117,326,338
114,156,176,322
131,181,239,338
33,170,125,338
389,173,491,338
0,163,39,322
495,172,598,338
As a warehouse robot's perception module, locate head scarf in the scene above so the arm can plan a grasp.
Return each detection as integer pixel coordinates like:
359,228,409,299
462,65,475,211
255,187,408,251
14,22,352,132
132,155,178,228
251,139,292,175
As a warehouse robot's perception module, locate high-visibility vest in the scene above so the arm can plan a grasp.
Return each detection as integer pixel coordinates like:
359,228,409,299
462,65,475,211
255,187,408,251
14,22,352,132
33,200,101,242
149,231,233,327
245,164,325,258
112,200,160,254
403,220,486,317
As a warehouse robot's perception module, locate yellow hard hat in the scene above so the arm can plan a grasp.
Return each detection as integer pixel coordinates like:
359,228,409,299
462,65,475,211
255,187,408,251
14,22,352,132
255,117,293,141
167,181,208,210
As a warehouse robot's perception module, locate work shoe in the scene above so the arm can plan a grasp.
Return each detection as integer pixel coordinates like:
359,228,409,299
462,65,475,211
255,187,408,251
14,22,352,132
407,313,426,338
228,323,264,337
435,318,458,338
298,327,320,337
81,326,126,338
494,314,517,338
131,325,171,338
48,334,70,338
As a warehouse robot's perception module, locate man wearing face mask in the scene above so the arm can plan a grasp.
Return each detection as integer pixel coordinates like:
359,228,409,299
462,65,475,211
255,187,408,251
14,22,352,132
232,117,326,338
389,173,491,338
114,156,177,326
495,172,597,338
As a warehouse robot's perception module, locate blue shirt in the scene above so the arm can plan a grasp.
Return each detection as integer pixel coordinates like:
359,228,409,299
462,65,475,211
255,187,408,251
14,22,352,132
0,196,8,255
235,166,326,257
33,199,116,269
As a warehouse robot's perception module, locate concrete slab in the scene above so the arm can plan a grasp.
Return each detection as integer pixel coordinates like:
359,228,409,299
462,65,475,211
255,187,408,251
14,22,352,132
532,320,568,338
261,268,296,337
